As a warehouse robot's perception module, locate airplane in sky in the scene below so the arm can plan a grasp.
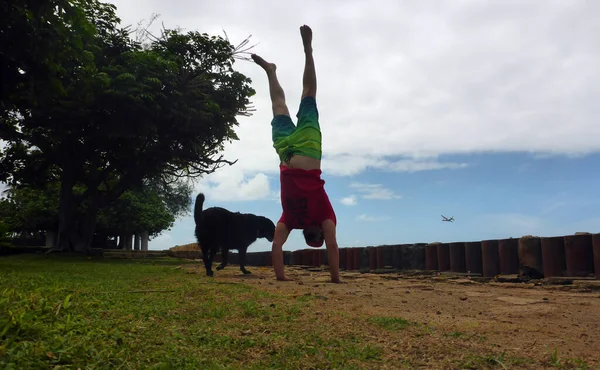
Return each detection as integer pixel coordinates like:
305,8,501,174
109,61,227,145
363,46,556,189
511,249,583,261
441,215,455,222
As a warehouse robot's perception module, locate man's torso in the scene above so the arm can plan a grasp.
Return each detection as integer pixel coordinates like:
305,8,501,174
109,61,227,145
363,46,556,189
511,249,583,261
278,162,336,230
285,154,320,171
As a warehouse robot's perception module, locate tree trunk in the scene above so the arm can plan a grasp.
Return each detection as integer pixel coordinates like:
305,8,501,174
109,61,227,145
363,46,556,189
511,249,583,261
55,166,101,253
141,231,149,251
45,230,56,249
125,233,133,250
71,204,99,252
122,233,133,251
56,168,77,252
134,234,141,251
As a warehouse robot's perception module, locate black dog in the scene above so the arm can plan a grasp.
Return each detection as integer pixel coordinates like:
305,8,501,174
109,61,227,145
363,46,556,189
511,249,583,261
194,193,276,277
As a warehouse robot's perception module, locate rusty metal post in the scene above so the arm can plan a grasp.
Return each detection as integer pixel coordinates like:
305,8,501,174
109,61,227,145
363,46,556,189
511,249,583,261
540,236,565,277
265,251,273,266
498,238,519,275
311,250,321,267
382,246,394,268
449,242,466,273
376,246,384,269
425,243,439,271
368,247,376,271
392,245,403,270
359,247,370,271
339,248,347,270
481,239,500,277
465,241,483,275
346,248,355,270
519,236,544,277
353,247,361,271
564,233,594,277
303,249,312,266
436,243,450,271
593,234,600,279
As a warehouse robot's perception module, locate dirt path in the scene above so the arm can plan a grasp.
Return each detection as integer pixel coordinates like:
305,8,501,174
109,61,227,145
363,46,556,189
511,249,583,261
189,263,600,368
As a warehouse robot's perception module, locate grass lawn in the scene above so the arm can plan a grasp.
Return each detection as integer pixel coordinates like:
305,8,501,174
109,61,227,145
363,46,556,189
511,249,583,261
0,254,389,369
1,254,596,369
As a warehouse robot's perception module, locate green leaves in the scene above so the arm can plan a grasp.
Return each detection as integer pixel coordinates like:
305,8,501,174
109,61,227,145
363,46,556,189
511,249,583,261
0,179,191,238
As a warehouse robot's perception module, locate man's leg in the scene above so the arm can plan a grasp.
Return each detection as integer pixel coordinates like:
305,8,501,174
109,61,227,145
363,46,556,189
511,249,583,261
290,25,322,162
251,54,290,117
252,53,297,164
300,25,316,99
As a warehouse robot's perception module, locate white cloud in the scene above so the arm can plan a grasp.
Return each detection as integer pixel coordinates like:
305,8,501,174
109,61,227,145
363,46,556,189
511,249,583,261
357,214,390,222
321,155,467,177
193,164,275,202
104,0,600,186
340,195,357,206
350,183,401,200
386,159,468,172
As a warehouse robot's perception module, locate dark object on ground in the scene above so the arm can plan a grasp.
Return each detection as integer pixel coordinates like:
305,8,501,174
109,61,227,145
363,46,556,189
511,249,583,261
0,245,49,256
193,193,275,277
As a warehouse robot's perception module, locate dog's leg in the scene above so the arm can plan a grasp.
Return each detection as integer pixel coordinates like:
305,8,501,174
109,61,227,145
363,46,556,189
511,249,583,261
238,247,252,275
200,243,214,277
216,246,229,271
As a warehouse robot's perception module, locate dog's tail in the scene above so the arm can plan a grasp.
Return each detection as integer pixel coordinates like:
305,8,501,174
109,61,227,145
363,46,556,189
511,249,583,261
194,193,206,226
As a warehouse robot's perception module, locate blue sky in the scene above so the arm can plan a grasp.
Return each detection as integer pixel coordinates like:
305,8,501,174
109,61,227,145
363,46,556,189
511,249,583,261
103,0,598,252
3,0,600,252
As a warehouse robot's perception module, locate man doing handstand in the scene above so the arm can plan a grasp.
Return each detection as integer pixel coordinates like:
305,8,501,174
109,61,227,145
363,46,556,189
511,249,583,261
251,25,340,283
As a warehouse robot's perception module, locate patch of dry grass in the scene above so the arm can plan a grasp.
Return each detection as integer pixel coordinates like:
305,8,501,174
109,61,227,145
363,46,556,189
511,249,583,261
169,242,200,252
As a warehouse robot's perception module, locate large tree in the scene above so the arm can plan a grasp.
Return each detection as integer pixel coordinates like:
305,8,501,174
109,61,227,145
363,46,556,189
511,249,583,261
0,178,193,246
0,1,255,251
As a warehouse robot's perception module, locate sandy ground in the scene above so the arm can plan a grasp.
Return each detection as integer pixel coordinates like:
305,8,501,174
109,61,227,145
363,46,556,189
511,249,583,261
185,262,600,368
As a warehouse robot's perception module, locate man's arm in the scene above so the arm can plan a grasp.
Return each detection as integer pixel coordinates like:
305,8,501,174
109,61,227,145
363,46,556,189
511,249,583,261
322,219,340,283
272,222,292,281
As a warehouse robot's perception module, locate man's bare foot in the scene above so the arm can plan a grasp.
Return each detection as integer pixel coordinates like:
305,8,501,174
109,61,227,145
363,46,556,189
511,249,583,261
300,25,312,52
251,54,276,73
